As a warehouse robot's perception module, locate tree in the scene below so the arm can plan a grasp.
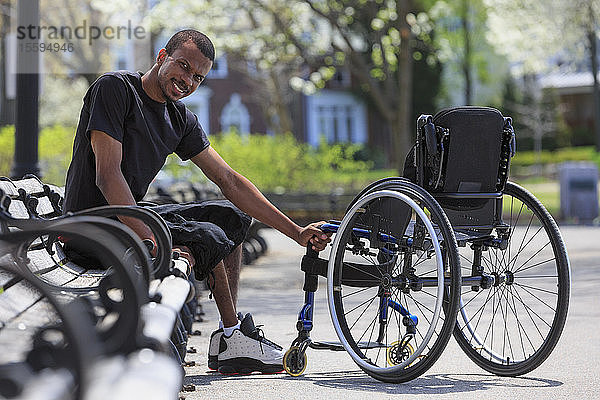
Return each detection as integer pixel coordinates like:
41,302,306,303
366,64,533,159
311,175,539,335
34,0,153,125
148,0,311,135
151,0,441,170
263,0,440,169
40,0,151,86
485,0,600,149
429,0,507,107
0,0,14,125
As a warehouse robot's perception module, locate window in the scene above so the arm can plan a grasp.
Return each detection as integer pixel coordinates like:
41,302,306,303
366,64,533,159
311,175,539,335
182,87,213,134
220,93,250,134
306,90,367,145
208,56,228,79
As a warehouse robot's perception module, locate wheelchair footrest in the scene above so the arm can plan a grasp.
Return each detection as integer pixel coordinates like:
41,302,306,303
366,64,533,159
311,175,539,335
310,340,387,351
310,341,345,351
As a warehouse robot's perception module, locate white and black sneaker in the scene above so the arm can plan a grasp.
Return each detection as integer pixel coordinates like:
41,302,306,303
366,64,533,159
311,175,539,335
217,313,284,374
208,312,243,370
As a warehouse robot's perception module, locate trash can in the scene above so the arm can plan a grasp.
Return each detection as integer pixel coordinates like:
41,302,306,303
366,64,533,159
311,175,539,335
559,162,599,223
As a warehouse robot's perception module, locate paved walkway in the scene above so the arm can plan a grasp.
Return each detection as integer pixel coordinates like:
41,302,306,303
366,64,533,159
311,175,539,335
181,226,600,400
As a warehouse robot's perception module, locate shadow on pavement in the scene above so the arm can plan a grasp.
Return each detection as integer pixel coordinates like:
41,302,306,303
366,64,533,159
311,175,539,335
184,370,562,395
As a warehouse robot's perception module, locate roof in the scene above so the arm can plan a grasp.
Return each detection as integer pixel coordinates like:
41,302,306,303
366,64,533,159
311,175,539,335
539,71,600,95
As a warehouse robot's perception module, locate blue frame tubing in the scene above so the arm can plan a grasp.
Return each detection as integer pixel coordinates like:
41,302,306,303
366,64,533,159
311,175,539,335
291,222,419,351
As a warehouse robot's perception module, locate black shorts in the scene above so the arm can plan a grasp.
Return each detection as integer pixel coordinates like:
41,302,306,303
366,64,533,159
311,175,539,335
63,200,251,281
150,200,251,280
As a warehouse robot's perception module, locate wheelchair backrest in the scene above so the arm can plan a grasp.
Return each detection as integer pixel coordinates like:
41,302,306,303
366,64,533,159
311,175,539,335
411,106,516,231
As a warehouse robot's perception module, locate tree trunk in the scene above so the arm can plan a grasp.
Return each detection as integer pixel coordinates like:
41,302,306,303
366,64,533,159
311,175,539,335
462,0,472,105
393,0,414,173
589,22,600,151
269,70,293,134
82,73,100,87
0,5,15,125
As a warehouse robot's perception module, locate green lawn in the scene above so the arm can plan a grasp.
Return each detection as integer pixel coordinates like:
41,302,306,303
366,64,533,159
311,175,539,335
513,179,561,217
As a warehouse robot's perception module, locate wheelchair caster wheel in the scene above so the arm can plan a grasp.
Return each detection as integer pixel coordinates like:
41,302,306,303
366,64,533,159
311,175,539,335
284,346,307,376
387,341,415,366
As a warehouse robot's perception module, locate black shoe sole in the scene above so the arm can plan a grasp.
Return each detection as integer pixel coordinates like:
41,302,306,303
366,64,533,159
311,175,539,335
218,357,283,375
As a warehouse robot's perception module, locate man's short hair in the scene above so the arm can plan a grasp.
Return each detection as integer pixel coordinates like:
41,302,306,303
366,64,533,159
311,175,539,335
165,29,215,61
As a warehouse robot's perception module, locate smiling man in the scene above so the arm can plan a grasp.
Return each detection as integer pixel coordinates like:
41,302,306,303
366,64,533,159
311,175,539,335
63,29,330,374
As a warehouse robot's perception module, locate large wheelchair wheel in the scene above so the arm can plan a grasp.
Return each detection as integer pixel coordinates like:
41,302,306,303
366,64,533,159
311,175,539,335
454,181,570,376
327,181,461,383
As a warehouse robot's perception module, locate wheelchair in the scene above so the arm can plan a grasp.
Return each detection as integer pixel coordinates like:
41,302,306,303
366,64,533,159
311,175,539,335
283,106,571,383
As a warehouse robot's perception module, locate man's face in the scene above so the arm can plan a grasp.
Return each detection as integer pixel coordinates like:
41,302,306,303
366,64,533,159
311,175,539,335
156,40,213,102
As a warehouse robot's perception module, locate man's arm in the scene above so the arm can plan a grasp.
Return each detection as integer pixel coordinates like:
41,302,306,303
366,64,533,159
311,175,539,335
191,146,330,250
90,130,156,245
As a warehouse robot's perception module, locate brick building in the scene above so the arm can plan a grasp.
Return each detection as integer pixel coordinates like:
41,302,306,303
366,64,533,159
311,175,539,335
180,54,369,148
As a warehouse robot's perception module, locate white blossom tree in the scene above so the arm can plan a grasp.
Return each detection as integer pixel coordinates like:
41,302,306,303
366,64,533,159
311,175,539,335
149,0,439,170
485,0,600,148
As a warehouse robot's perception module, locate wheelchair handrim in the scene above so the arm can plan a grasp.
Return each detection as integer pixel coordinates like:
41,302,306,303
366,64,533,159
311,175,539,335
327,189,445,372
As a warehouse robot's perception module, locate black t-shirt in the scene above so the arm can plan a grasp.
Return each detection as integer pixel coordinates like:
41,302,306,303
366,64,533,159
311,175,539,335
63,71,210,212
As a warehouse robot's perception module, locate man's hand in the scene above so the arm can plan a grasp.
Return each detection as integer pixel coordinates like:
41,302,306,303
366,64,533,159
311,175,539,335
297,221,332,252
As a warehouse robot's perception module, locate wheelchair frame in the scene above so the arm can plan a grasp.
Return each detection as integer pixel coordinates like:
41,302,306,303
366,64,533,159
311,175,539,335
283,107,571,383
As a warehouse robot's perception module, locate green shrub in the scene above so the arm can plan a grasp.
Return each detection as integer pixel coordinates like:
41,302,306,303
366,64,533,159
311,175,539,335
512,146,600,168
0,124,74,185
0,126,394,192
0,125,15,175
39,125,75,184
164,131,394,193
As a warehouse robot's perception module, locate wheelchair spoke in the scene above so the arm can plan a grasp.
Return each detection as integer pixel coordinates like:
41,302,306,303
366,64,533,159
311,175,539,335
0,294,45,331
513,256,555,275
411,251,430,269
480,286,503,358
359,310,379,354
417,289,437,299
503,284,534,361
488,250,506,275
341,286,373,299
459,286,495,338
511,238,550,274
342,262,382,281
507,200,527,266
346,294,378,327
505,286,525,360
507,285,536,357
510,284,549,338
497,284,516,363
512,283,557,312
508,221,541,272
407,292,437,319
356,252,378,269
460,286,488,308
401,292,429,345
459,251,473,267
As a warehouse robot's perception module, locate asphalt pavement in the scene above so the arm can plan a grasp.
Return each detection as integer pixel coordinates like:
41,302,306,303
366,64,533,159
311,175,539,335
180,225,600,400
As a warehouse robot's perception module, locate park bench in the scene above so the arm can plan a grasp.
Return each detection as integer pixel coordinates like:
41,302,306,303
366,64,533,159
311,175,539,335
0,175,199,399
